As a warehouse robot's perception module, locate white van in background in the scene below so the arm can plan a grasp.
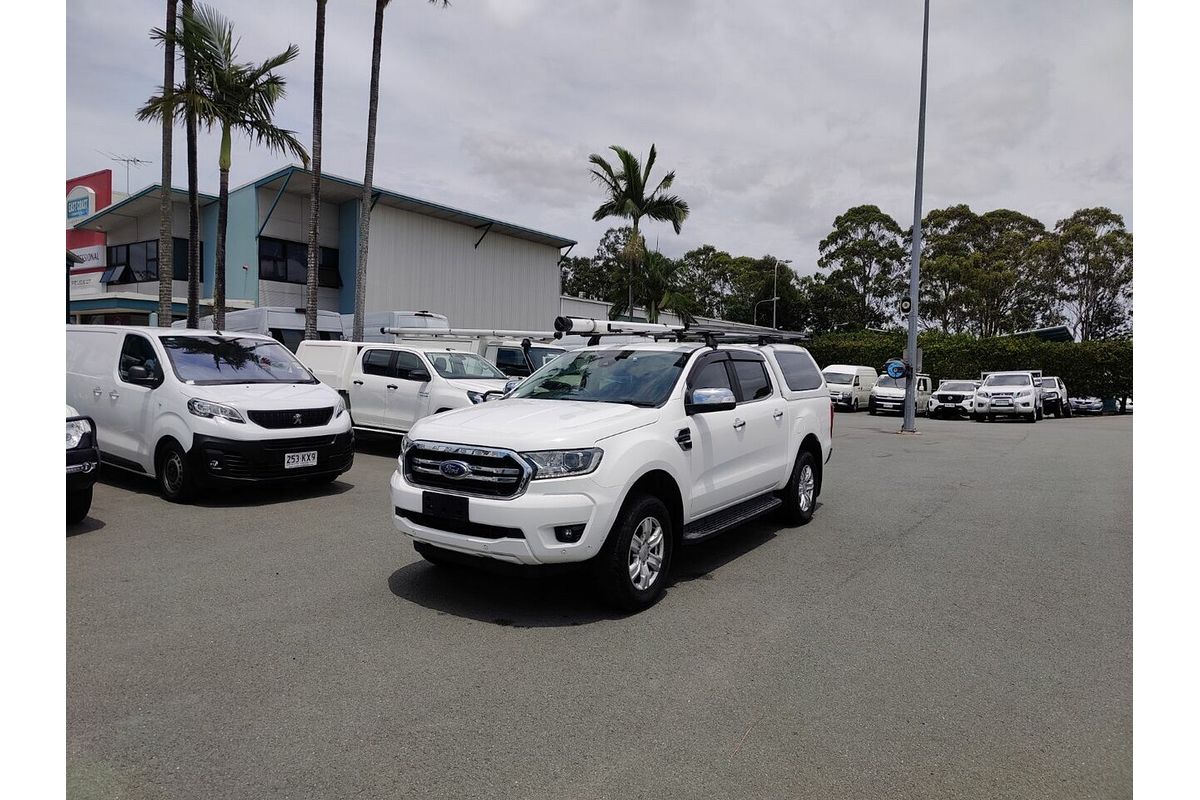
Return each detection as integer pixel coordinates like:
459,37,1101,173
345,310,450,343
821,364,877,412
296,340,510,435
869,373,931,415
67,326,354,501
174,306,344,352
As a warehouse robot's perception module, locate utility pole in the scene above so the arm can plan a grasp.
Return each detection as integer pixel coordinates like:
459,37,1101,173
902,0,930,434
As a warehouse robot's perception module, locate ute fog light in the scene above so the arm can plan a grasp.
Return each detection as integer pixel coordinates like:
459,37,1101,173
555,524,585,543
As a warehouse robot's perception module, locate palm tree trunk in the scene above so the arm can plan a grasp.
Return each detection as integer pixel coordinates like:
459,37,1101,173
629,218,639,321
354,0,387,342
305,0,327,340
215,125,231,329
183,0,200,328
157,0,177,327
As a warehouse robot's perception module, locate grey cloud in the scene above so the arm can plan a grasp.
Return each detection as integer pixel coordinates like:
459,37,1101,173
67,0,1131,268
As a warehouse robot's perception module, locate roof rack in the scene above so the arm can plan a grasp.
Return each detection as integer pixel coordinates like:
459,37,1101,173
380,326,562,341
552,316,811,348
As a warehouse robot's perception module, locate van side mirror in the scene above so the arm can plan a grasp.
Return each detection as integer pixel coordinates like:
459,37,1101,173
406,368,431,383
685,387,736,415
126,365,160,387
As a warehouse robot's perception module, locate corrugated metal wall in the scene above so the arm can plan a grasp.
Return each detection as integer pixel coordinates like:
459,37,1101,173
364,205,562,330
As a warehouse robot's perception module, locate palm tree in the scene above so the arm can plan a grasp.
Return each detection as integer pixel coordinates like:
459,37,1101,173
588,144,689,320
155,1,178,327
304,0,328,340
353,0,450,342
608,250,697,324
182,0,201,328
142,5,309,329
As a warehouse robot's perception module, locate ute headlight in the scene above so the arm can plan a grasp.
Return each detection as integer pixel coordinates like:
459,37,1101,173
977,391,990,399
467,390,486,405
1016,388,1033,398
187,398,245,423
66,418,92,450
522,448,603,479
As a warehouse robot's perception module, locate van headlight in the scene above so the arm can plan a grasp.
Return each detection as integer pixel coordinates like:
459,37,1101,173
66,418,92,449
521,448,603,479
334,395,347,418
467,390,486,405
187,398,245,423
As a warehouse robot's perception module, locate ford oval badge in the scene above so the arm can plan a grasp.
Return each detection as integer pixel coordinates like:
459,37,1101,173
439,460,471,479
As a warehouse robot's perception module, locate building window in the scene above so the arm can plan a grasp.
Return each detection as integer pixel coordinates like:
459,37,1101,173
258,237,341,288
103,238,196,284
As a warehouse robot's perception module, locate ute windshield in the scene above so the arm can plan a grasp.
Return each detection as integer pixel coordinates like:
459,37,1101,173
162,335,317,385
424,352,506,380
511,349,689,408
939,381,976,392
984,374,1032,387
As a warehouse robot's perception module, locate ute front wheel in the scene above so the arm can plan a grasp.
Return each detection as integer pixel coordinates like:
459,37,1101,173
593,494,673,613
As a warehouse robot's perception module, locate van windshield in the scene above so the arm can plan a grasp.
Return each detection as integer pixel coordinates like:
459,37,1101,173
424,352,506,380
162,336,317,385
823,371,853,385
511,349,688,407
877,375,906,389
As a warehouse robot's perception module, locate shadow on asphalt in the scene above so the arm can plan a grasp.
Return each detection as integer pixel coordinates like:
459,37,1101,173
66,516,107,537
386,506,816,628
95,466,353,508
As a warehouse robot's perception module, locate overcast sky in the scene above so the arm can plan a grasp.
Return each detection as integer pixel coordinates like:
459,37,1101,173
66,0,1131,276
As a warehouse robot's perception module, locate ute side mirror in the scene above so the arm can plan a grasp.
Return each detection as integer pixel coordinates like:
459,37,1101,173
685,387,736,415
405,368,431,383
503,378,523,395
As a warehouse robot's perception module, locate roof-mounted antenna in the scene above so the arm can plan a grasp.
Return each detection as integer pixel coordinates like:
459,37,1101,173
100,151,153,195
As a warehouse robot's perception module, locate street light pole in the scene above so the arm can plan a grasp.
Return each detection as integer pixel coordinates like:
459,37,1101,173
902,0,930,434
755,297,779,327
772,260,779,328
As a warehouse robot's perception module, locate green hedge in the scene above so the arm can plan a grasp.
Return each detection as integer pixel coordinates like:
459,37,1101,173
806,331,1132,398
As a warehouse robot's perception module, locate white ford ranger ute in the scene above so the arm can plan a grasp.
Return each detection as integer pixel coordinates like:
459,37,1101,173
390,325,833,611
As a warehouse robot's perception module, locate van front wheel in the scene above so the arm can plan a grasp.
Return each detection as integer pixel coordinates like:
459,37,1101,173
157,440,196,503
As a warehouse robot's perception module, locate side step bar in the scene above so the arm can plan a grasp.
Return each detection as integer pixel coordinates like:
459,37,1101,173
682,493,782,544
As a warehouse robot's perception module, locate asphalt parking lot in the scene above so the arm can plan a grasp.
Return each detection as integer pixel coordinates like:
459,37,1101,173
67,411,1131,800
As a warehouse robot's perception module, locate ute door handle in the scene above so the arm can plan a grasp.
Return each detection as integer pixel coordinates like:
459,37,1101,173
773,409,784,420
352,380,364,386
386,384,398,390
732,417,746,430
109,391,120,400
93,387,102,398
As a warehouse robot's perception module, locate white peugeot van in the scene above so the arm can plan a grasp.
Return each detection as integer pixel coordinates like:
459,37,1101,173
66,326,354,501
821,364,877,412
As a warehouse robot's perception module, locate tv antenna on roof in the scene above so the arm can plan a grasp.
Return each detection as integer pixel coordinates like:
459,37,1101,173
99,151,153,195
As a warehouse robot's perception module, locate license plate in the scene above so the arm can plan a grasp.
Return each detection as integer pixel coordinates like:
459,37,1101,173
284,451,318,468
423,491,469,522
994,399,1012,406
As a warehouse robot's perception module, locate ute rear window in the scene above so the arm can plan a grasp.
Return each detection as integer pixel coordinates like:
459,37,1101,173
773,351,824,391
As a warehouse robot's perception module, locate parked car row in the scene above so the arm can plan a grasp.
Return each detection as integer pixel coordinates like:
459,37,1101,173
66,318,835,613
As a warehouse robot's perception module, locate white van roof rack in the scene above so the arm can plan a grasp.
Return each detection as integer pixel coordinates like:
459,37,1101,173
380,326,561,341
552,316,811,348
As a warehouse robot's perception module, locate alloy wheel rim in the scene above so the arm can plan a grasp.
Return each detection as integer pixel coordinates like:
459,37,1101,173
798,464,815,511
628,516,665,591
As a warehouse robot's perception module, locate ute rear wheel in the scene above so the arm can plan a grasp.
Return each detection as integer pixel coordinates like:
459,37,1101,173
779,450,818,526
593,494,673,613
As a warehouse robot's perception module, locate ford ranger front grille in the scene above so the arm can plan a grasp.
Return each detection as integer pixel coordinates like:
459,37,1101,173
403,441,531,498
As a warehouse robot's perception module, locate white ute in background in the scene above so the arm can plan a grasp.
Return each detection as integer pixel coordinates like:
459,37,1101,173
390,317,835,612
296,340,511,436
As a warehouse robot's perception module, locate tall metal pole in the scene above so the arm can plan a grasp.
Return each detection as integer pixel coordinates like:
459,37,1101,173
772,260,779,328
902,0,930,433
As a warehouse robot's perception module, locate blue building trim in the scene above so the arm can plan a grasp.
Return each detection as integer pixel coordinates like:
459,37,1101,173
225,185,260,302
